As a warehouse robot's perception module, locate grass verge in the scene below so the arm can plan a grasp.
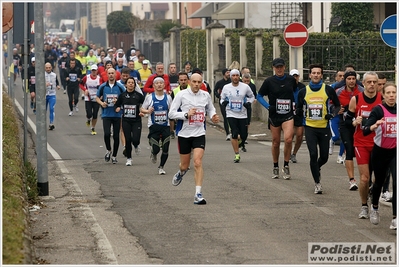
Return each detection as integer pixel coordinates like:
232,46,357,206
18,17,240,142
2,90,39,264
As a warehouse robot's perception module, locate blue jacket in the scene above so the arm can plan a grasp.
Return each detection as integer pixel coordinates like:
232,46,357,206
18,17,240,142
97,82,125,118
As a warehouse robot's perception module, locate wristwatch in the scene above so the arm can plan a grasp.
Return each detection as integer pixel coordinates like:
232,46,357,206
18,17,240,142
184,113,188,119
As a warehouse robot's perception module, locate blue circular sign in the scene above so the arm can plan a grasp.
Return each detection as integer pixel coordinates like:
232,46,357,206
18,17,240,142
380,14,397,48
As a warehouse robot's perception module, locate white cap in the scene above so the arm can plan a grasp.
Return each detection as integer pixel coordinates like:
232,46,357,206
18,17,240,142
107,48,113,52
31,57,35,62
91,64,98,70
230,69,240,77
117,48,123,53
142,59,149,64
290,69,300,76
13,48,17,51
131,49,136,54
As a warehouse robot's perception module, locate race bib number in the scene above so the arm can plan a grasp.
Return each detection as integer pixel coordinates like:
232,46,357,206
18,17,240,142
30,76,36,85
69,73,77,82
189,108,205,126
154,110,168,124
123,104,136,118
229,98,243,112
106,94,117,107
384,117,397,138
61,62,66,69
308,104,323,120
13,59,18,66
276,99,291,114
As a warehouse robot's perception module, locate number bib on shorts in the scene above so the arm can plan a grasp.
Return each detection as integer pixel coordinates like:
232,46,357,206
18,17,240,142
189,108,205,126
276,99,291,114
123,104,136,118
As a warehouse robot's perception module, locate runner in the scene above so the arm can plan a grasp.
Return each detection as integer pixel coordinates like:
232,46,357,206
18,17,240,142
168,73,220,205
141,77,173,174
64,59,82,116
115,77,145,166
336,71,364,190
27,57,36,114
363,83,396,229
220,69,255,162
344,71,382,219
80,64,103,135
45,62,61,130
257,58,296,179
95,68,126,164
296,64,340,193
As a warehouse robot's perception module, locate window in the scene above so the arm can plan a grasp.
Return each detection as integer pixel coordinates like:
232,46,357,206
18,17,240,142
122,5,130,13
145,12,151,20
153,11,166,20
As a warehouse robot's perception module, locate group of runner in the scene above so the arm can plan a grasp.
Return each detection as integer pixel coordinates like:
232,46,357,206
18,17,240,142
24,42,396,226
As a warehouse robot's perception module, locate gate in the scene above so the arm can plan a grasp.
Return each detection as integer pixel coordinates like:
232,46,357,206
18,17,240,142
143,41,164,65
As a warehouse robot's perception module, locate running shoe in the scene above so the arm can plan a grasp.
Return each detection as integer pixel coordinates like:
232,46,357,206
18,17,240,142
91,128,97,135
272,167,279,179
158,167,166,175
122,147,127,157
68,111,73,116
329,139,334,155
86,119,91,127
150,153,157,164
282,166,291,180
75,104,79,113
336,155,345,164
48,124,55,131
194,192,207,205
226,134,231,141
381,191,392,202
358,206,369,219
349,180,358,191
172,170,186,186
126,158,132,166
290,154,297,163
111,157,118,164
314,183,323,194
234,154,240,163
33,109,36,115
241,146,247,152
105,151,111,162
370,209,380,225
63,89,66,94
135,145,141,155
170,131,175,139
390,218,397,230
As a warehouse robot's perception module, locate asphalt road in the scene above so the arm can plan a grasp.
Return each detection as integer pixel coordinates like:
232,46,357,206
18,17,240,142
8,70,397,265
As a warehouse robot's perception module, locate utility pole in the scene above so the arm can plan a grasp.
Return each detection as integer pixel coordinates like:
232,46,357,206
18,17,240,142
23,3,29,163
34,2,49,196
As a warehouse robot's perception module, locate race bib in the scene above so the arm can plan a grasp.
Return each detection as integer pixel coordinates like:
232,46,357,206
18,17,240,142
154,110,168,124
123,104,136,118
61,62,66,69
88,88,97,101
189,108,205,126
106,94,117,107
30,76,36,85
229,97,243,112
384,117,397,138
308,104,323,120
69,73,77,82
276,99,291,114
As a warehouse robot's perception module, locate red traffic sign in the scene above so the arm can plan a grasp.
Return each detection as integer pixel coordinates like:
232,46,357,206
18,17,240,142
284,22,309,47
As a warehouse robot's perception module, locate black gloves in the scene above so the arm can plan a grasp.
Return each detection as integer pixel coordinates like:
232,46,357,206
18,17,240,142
244,102,251,109
222,100,229,107
325,114,333,120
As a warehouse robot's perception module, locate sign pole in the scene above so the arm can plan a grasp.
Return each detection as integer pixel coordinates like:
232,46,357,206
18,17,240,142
23,2,28,163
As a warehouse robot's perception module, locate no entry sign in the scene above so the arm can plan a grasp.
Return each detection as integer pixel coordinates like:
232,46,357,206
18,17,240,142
284,22,309,47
